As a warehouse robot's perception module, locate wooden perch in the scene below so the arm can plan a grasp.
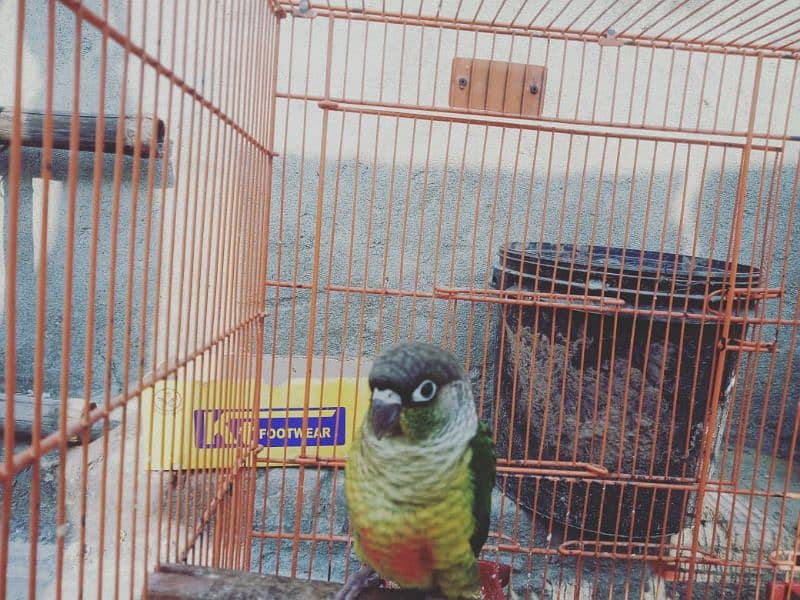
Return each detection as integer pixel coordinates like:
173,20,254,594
0,108,165,157
147,563,423,599
0,393,96,443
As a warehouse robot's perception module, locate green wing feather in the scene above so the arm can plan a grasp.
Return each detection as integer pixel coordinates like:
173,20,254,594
468,420,496,557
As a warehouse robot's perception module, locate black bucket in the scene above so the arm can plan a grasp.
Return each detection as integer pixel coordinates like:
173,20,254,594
491,242,759,542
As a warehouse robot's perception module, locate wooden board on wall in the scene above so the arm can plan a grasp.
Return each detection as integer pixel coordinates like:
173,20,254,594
449,57,546,117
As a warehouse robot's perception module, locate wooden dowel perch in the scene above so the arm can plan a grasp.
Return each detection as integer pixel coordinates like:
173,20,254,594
0,108,165,157
147,564,421,600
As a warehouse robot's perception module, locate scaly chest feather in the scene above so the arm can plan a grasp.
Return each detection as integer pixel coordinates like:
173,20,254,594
345,447,477,591
356,525,433,587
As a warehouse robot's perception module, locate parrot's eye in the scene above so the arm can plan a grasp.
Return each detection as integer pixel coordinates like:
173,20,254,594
412,379,437,403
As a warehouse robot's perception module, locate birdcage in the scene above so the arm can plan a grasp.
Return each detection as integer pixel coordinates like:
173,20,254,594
1,0,800,598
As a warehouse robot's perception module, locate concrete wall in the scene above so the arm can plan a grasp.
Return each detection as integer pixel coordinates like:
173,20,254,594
0,2,798,456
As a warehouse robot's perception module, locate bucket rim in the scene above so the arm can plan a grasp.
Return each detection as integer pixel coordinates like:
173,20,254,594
498,242,761,286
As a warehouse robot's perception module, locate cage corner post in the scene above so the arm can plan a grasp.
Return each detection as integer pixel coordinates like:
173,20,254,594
289,12,337,579
685,53,766,595
241,1,285,573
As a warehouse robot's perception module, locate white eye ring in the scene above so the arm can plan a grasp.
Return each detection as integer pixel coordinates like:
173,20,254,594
412,379,437,403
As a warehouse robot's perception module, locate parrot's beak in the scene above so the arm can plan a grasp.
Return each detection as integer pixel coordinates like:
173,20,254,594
370,388,402,439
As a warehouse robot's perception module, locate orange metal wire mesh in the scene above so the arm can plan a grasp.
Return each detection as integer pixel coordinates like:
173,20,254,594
0,1,798,599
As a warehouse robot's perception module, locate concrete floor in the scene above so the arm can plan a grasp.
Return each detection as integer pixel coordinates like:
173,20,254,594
3,398,797,599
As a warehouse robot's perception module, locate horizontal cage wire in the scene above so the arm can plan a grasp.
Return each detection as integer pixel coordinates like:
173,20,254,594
0,1,798,599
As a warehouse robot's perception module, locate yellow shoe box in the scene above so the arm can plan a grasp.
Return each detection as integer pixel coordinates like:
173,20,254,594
142,355,371,470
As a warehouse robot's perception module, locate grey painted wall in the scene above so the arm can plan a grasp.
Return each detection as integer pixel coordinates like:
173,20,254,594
1,1,162,403
262,150,800,461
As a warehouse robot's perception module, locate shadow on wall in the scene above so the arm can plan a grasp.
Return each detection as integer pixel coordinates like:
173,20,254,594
0,2,171,405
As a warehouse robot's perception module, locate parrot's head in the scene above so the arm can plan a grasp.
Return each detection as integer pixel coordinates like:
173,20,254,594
367,342,467,442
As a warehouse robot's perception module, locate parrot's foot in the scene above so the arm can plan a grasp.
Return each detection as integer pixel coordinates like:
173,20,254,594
423,590,485,600
334,566,379,600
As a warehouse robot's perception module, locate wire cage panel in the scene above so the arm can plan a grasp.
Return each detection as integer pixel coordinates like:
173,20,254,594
261,4,800,598
1,1,280,599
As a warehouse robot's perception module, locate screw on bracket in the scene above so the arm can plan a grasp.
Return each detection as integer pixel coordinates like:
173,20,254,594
598,27,623,46
292,0,317,18
457,76,469,89
529,82,539,94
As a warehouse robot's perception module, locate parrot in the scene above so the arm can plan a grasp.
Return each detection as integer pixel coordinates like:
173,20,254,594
335,342,496,600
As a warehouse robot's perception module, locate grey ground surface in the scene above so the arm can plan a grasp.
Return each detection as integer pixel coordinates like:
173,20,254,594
2,413,797,599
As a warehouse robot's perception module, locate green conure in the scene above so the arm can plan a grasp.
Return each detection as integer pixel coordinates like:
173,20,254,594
336,342,496,600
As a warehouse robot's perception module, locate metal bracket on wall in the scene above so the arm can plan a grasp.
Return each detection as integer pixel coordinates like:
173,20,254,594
719,337,778,353
292,0,317,18
705,286,782,353
598,28,624,47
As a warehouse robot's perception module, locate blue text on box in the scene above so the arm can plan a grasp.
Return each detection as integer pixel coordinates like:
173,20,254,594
194,407,347,449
